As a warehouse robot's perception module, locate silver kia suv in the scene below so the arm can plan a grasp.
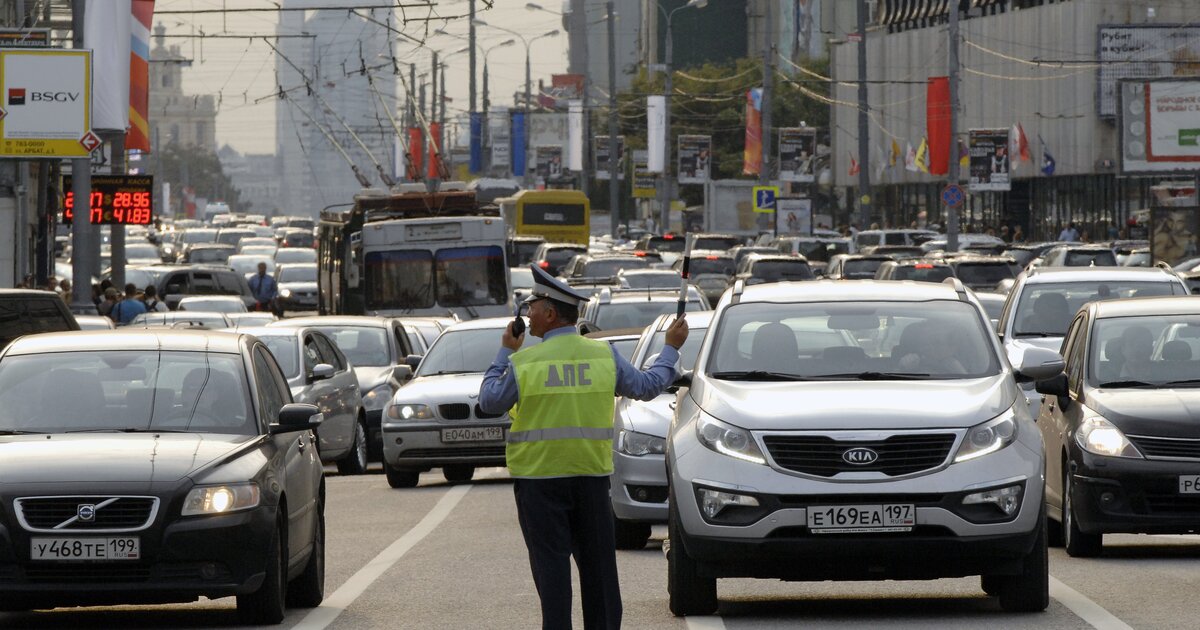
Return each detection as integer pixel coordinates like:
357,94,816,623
666,278,1063,615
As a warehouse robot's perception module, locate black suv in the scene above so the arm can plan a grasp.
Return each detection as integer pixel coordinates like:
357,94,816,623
128,264,256,310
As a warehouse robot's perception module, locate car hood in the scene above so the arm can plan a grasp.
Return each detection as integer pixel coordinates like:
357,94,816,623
0,433,257,484
692,375,1016,430
616,394,673,438
1005,337,1064,369
395,372,486,403
280,281,318,292
1088,388,1200,439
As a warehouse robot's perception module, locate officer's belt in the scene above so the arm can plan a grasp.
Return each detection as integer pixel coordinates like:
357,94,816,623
507,426,613,443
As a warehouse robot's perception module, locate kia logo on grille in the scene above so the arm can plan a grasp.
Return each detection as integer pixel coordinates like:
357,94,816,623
77,504,96,522
842,447,879,465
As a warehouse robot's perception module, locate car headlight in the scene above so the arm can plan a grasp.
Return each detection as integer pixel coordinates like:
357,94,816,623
387,403,434,420
695,414,766,464
618,430,665,456
363,384,394,411
182,483,261,516
955,409,1018,463
1075,417,1142,458
279,288,292,299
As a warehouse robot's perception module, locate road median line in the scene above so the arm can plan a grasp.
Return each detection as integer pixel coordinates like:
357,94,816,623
294,483,472,629
1050,575,1134,630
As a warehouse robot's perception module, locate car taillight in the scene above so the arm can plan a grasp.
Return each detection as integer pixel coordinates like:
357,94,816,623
539,261,550,269
914,264,934,269
705,255,719,260
663,234,675,240
633,251,646,257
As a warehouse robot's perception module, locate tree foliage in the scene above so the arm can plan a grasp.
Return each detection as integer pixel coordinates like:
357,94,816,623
146,143,242,211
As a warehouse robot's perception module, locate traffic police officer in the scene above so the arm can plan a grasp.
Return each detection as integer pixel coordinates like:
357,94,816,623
480,264,688,629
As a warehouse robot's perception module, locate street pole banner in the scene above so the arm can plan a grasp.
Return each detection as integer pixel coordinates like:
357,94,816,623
84,0,131,133
743,88,763,176
490,107,510,170
510,111,526,178
534,145,564,185
127,0,155,152
594,135,625,180
968,128,1011,192
646,96,666,173
0,49,93,158
778,127,817,182
677,134,712,184
775,197,813,236
567,99,584,171
632,149,657,198
469,112,483,174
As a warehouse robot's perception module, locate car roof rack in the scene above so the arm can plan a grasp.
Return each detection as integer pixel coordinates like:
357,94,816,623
941,276,970,301
730,279,745,305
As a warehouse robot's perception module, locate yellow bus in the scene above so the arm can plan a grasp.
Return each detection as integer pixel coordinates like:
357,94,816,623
498,189,590,245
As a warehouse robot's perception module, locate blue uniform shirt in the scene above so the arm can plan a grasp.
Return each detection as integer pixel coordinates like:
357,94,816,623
479,325,681,414
248,273,277,303
110,298,148,325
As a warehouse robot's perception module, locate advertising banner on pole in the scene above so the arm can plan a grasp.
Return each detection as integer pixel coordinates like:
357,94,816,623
567,100,583,171
469,112,483,174
968,128,1011,192
0,49,94,158
778,127,816,182
775,197,813,236
646,95,665,173
84,0,131,133
489,107,510,171
595,135,625,180
534,145,564,184
632,149,656,198
510,111,526,178
677,134,711,184
743,88,763,175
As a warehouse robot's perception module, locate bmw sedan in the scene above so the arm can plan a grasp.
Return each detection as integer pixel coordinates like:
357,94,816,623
0,330,325,624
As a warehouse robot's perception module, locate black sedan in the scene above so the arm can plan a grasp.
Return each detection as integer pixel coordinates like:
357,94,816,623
0,330,325,624
1036,297,1200,557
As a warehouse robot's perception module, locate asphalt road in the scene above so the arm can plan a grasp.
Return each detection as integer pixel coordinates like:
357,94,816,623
3,466,1197,629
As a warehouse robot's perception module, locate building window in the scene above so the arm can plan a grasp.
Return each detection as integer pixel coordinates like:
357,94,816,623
162,72,172,88
196,121,206,141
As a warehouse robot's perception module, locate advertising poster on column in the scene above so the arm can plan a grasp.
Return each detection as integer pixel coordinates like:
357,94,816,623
968,128,1011,192
489,108,510,171
778,127,817,182
534,145,564,184
677,135,711,184
594,135,625,180
775,198,813,236
1150,206,1200,267
632,149,657,199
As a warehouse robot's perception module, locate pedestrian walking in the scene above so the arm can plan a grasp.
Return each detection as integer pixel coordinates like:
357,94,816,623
1058,222,1080,242
142,285,168,312
58,279,72,305
248,262,277,312
98,287,120,318
479,265,689,630
110,283,148,326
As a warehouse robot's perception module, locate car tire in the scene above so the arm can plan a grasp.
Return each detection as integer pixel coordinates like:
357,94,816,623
385,463,420,489
1046,512,1065,548
613,517,651,550
442,464,475,483
1063,470,1102,558
287,492,325,608
996,511,1049,613
237,514,287,625
980,574,1002,596
667,485,717,617
336,416,369,476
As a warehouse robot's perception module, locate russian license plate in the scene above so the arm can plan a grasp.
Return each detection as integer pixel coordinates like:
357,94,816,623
807,504,915,534
30,537,140,561
1179,475,1200,494
441,426,504,443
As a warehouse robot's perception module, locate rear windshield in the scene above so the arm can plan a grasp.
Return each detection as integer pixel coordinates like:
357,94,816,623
689,257,736,276
693,236,740,251
1013,280,1183,337
751,261,814,282
646,236,687,253
581,258,649,278
890,265,954,282
843,259,886,279
1065,251,1117,267
954,262,1017,287
594,300,704,330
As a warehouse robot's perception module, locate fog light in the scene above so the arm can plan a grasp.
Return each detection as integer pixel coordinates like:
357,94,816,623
395,437,404,445
698,488,759,519
1100,492,1115,505
200,563,219,580
633,487,650,502
962,484,1022,516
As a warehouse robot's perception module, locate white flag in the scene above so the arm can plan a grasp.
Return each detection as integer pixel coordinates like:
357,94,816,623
647,96,666,173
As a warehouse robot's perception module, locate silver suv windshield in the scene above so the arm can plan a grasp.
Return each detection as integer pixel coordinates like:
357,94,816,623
706,301,1000,380
1013,281,1181,337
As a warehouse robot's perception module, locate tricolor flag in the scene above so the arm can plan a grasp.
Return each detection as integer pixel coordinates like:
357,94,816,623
958,139,969,169
890,139,901,168
1040,135,1056,176
128,1,155,151
849,153,860,177
1010,123,1031,169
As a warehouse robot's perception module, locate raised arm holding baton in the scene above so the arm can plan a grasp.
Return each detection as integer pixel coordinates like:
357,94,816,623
676,234,694,319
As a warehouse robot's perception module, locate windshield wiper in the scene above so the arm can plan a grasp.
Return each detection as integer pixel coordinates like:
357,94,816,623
1161,378,1200,387
1097,380,1156,389
429,370,479,376
0,429,45,435
710,370,813,382
821,371,933,381
1014,331,1061,338
64,427,189,433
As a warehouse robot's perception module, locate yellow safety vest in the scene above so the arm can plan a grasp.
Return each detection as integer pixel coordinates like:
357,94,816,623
508,334,617,478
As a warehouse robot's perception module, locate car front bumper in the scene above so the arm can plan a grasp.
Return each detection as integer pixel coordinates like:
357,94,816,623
0,504,276,607
1069,450,1200,535
611,451,668,523
382,420,510,470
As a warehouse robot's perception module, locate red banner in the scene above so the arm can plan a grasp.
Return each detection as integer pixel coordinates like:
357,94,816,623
742,88,763,176
426,123,442,180
126,0,155,151
926,76,951,176
407,127,424,180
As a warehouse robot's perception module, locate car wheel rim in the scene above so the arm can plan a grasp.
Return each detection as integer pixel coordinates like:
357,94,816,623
1064,473,1074,545
355,423,367,468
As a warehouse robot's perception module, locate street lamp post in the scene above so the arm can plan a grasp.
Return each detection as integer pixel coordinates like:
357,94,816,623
481,39,517,174
656,0,707,234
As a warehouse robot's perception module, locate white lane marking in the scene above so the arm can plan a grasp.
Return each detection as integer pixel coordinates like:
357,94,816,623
294,484,472,630
686,615,727,630
1150,534,1200,542
1050,575,1134,630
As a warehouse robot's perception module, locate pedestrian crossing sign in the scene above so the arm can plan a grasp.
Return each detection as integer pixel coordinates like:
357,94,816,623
753,186,779,213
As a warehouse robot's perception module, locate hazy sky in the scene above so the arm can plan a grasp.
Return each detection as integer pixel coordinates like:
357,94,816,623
158,0,601,155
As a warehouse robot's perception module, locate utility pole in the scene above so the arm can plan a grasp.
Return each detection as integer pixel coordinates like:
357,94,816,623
523,48,532,188
575,0,591,199
759,0,773,192
658,18,675,234
70,0,95,312
855,0,871,230
946,0,961,252
468,0,476,114
606,0,619,239
482,60,490,174
107,133,126,288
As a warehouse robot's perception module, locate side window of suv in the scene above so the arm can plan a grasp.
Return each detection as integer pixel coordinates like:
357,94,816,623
24,298,75,335
216,272,244,296
192,272,218,295
165,272,189,294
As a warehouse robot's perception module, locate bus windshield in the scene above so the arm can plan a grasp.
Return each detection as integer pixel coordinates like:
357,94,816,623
365,246,507,311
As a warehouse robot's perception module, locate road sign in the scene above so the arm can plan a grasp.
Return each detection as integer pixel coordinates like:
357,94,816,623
941,184,966,208
753,186,779,213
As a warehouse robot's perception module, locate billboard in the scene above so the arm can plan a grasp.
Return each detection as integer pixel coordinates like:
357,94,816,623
968,128,1011,192
677,135,711,184
1098,25,1200,119
1120,79,1200,174
534,145,564,183
632,149,656,199
594,135,625,180
778,127,817,182
775,197,812,236
0,49,94,158
1150,206,1200,267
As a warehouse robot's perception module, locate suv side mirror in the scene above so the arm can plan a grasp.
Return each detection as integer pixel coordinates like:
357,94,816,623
1035,373,1068,397
1014,347,1064,382
405,354,423,370
391,364,414,383
270,403,323,434
310,363,335,382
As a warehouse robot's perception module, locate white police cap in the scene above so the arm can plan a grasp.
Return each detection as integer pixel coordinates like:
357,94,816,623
525,263,588,307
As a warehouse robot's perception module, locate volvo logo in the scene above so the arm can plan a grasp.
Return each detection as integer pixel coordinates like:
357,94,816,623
77,504,96,522
842,447,879,465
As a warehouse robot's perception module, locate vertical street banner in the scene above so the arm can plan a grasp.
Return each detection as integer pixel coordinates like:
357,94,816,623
968,128,1011,192
646,95,666,173
489,107,510,172
632,149,657,198
594,135,625,180
407,127,424,180
926,76,951,175
85,0,131,134
127,0,155,151
677,135,712,184
743,88,763,175
469,112,483,174
534,145,564,183
567,100,584,172
510,111,526,179
426,122,443,179
778,127,817,182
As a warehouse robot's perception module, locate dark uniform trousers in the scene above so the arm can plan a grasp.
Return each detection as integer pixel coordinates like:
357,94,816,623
514,475,622,630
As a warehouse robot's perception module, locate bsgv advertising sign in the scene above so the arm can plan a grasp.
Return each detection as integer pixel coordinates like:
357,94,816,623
0,49,94,158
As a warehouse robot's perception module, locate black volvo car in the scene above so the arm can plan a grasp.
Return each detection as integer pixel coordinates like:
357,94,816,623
0,330,325,624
